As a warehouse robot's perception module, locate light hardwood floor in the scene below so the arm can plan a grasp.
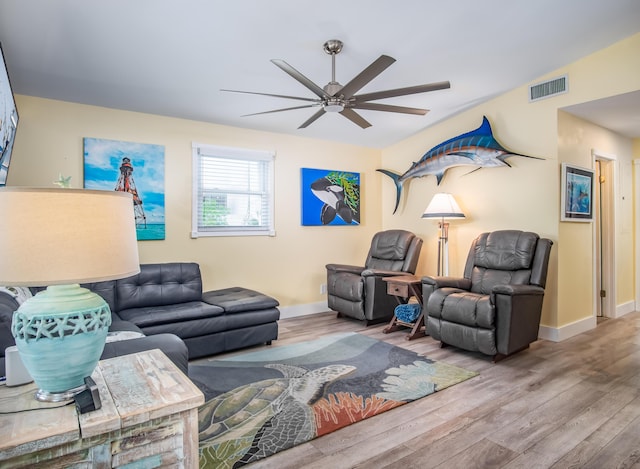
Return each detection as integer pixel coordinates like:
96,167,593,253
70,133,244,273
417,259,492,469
216,311,640,468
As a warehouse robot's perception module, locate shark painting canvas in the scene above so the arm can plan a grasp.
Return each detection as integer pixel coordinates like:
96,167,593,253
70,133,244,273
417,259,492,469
301,168,360,226
378,116,540,213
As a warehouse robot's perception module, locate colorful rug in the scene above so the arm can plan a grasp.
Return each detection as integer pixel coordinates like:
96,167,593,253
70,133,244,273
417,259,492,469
189,332,477,468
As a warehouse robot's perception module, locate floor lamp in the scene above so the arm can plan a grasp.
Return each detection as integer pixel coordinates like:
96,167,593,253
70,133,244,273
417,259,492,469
421,193,465,276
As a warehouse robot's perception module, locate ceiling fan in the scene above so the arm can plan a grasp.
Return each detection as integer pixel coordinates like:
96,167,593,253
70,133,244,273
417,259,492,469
222,39,451,129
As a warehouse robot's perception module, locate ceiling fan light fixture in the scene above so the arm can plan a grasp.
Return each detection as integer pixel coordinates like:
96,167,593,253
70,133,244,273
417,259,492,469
324,100,344,112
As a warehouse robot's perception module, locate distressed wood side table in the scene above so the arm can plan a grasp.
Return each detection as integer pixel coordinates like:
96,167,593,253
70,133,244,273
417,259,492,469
0,349,204,468
382,274,425,340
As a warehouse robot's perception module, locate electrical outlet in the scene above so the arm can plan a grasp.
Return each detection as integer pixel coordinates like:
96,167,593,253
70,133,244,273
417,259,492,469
320,283,327,295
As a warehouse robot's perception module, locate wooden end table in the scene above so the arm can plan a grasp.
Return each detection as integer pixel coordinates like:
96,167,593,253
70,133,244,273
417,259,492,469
0,349,204,467
382,274,425,340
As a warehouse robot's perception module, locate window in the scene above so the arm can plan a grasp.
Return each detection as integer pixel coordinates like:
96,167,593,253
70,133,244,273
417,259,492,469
192,143,275,237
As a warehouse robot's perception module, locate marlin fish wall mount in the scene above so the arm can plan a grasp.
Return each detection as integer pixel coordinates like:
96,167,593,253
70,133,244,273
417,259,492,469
378,116,541,213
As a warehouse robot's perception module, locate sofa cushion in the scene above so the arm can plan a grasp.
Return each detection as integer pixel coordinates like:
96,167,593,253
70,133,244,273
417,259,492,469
143,308,280,339
109,318,145,334
116,263,203,310
118,301,224,328
202,287,280,313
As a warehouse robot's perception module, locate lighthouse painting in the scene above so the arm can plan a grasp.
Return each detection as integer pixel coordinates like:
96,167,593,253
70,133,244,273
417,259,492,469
83,137,165,240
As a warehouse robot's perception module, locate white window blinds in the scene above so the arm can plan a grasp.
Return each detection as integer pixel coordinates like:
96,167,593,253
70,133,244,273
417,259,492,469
192,143,275,237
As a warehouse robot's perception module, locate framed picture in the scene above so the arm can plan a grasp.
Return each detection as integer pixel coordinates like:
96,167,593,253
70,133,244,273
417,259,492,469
0,43,19,187
301,168,360,226
83,137,166,240
561,163,594,222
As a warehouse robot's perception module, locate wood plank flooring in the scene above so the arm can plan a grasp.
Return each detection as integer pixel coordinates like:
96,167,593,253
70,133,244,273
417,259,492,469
204,312,640,468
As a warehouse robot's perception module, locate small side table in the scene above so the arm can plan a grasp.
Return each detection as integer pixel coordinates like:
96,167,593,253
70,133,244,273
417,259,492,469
382,275,425,340
0,349,204,467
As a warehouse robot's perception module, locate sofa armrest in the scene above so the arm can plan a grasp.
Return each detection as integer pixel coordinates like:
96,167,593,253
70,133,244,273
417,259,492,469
101,334,189,376
0,292,20,359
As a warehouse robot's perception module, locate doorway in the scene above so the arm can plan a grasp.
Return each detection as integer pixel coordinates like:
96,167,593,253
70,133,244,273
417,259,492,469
594,152,615,319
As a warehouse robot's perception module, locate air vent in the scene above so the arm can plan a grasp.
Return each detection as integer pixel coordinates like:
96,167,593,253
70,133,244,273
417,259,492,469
529,75,568,102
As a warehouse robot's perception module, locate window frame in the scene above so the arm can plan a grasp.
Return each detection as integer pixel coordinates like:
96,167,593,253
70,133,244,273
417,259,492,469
192,142,275,238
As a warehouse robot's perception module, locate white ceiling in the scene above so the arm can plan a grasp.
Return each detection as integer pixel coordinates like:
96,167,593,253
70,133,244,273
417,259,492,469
1,0,639,148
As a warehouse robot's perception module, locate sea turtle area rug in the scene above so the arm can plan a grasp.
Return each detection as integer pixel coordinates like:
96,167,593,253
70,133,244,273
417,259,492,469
189,332,478,468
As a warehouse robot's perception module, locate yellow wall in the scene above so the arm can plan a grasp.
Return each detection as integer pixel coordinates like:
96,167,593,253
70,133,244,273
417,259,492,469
558,111,634,319
381,32,640,331
6,32,640,333
7,97,383,309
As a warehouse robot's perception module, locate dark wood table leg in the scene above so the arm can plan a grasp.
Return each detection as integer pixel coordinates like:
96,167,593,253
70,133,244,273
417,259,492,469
405,312,424,340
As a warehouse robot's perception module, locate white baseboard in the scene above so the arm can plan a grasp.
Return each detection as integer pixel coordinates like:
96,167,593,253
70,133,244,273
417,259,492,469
278,301,328,319
538,315,597,342
615,301,635,318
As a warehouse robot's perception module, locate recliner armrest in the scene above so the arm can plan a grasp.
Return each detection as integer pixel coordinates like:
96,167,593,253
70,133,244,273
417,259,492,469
422,276,471,290
492,284,546,356
361,269,411,278
492,284,545,296
326,264,365,275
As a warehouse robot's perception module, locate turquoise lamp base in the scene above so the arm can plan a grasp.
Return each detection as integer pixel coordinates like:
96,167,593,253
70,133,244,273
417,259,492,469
11,284,112,402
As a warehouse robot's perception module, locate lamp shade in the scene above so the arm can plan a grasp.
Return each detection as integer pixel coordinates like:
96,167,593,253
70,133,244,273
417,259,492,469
0,187,140,401
421,193,465,219
0,187,140,286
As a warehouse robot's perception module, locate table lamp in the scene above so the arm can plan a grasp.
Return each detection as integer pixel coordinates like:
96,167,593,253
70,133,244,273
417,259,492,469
0,188,140,402
421,193,465,276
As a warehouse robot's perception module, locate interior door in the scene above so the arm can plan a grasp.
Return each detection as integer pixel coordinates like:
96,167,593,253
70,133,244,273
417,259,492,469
594,157,615,319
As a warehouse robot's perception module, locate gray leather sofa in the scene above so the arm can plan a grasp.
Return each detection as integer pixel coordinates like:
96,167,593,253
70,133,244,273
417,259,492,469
422,230,553,361
0,291,189,376
1,262,280,377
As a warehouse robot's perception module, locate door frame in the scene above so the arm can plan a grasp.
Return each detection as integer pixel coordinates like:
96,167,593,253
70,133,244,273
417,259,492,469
634,159,640,311
592,149,616,319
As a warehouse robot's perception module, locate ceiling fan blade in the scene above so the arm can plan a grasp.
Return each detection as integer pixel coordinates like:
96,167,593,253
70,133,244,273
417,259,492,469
222,89,320,103
338,55,396,99
271,59,328,99
243,104,321,117
340,108,372,129
354,81,451,102
298,108,326,129
352,102,428,115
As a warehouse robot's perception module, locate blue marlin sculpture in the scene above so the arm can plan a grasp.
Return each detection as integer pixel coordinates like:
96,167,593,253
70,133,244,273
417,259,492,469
378,116,541,213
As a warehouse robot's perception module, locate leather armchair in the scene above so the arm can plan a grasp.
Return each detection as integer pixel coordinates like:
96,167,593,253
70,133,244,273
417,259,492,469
326,229,423,324
422,230,552,361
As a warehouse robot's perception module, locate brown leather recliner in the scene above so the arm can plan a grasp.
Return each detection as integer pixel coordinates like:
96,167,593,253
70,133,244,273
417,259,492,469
326,229,423,325
422,230,553,361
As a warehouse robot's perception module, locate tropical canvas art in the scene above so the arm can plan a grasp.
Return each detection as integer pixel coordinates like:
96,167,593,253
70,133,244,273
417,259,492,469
561,163,594,222
83,137,165,240
301,168,360,226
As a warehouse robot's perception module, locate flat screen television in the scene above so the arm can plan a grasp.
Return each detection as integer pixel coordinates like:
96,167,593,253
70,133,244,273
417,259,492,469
0,42,19,187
